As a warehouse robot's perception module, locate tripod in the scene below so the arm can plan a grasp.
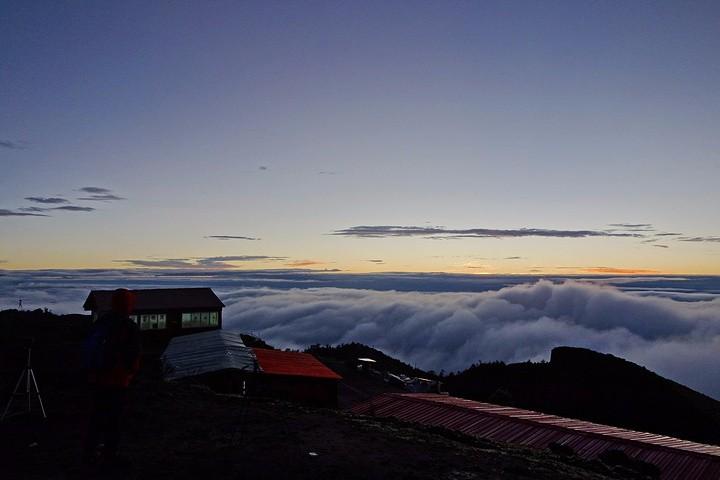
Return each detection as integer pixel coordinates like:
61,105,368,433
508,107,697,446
2,340,47,421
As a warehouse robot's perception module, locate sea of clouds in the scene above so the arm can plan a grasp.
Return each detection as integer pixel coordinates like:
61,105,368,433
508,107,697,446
1,269,719,399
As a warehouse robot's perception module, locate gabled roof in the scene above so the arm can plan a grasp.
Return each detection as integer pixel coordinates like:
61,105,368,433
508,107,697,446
161,333,342,382
161,330,256,381
351,393,720,480
83,288,225,312
253,348,342,380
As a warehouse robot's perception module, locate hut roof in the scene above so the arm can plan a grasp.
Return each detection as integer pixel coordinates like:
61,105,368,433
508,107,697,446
162,330,256,380
253,348,342,380
84,288,225,312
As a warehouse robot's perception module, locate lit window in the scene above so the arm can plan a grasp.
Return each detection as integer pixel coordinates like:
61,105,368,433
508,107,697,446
138,313,166,330
182,311,218,328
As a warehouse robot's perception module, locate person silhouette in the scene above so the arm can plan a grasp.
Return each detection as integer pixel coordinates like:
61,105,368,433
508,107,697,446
82,288,141,467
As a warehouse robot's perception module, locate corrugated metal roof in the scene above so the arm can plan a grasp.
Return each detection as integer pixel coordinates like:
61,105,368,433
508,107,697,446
162,330,257,380
84,287,225,312
253,348,342,380
351,393,720,480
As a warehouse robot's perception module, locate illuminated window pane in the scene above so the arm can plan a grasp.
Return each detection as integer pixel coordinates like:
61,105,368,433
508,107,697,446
181,311,218,328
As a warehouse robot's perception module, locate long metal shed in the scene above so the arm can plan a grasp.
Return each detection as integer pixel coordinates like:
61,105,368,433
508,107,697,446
351,393,720,480
161,330,257,381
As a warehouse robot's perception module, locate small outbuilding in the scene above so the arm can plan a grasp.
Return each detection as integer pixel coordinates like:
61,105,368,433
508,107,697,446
162,330,257,392
253,348,342,407
83,287,224,335
160,330,342,407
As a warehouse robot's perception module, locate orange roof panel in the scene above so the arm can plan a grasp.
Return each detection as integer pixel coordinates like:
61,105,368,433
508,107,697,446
253,348,341,380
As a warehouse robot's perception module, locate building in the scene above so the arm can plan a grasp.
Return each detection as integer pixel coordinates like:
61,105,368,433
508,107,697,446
160,330,342,407
162,329,257,392
83,287,224,334
352,393,720,480
253,348,342,407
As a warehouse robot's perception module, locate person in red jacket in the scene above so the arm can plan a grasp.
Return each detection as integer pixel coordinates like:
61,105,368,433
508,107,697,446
83,288,141,466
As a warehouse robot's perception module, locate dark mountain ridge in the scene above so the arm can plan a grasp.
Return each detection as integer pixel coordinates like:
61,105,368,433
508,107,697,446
444,346,720,446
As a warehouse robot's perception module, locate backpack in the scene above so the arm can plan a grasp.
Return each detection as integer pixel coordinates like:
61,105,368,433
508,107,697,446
83,318,115,371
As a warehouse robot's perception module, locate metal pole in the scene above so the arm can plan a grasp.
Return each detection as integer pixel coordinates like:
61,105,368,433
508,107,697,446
26,346,32,413
30,369,47,418
1,368,26,422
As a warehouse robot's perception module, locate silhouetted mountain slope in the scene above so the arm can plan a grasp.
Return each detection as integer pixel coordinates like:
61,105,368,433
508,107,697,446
444,346,720,446
307,342,433,379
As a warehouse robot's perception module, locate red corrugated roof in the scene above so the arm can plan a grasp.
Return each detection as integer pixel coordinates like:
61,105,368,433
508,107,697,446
253,348,342,380
351,393,720,480
83,288,225,312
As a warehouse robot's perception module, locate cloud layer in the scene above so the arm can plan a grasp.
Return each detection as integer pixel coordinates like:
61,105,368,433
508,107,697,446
1,270,719,398
221,280,720,398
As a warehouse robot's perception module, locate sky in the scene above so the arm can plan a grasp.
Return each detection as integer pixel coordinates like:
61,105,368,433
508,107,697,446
1,1,720,273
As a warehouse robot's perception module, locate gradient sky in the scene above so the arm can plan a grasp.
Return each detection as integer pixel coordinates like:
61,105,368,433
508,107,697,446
1,1,719,273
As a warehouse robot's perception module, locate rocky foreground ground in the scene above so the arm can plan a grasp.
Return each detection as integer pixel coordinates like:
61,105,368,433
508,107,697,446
2,371,656,480
0,311,656,479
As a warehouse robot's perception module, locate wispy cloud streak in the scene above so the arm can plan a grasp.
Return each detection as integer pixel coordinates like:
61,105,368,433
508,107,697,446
52,205,95,212
206,235,261,241
0,140,27,149
78,187,112,194
117,255,287,269
285,260,324,267
332,225,643,239
607,223,655,231
77,194,125,201
19,205,94,213
678,236,720,243
0,209,48,217
24,197,68,204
